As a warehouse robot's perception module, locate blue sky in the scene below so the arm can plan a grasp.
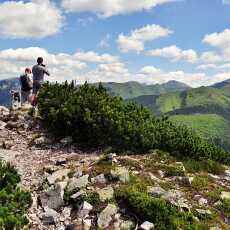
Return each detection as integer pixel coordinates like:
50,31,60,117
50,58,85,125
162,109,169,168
0,0,230,86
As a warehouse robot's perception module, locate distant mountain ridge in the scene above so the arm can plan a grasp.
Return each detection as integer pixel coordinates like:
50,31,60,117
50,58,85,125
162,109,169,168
92,80,191,99
0,78,19,107
0,78,190,107
211,78,230,88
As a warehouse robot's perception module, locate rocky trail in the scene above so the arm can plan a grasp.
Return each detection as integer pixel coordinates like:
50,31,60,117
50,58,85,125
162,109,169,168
0,105,230,230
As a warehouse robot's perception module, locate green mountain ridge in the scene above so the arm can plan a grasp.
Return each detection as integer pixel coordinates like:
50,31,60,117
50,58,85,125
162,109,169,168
128,84,230,150
92,80,191,99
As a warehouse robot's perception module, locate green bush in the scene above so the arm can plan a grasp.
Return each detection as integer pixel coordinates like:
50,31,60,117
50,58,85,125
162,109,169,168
115,187,206,230
191,176,209,190
0,161,32,230
38,82,230,163
183,159,225,175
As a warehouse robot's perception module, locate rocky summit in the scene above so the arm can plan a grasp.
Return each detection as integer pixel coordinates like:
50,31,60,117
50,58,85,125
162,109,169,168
0,105,230,230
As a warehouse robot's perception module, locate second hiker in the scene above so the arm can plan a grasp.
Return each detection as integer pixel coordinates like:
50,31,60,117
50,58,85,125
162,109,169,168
32,57,50,105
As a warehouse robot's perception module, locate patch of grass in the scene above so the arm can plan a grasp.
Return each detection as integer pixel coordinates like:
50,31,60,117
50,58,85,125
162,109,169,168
147,149,176,164
218,199,230,218
163,165,185,177
183,159,225,175
115,187,207,230
206,188,223,203
191,176,209,190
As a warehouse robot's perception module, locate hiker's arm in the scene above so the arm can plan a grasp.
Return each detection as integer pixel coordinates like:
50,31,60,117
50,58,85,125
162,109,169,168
43,67,50,76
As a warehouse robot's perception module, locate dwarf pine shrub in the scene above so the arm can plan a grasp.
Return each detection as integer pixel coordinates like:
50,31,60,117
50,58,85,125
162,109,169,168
38,82,230,164
0,161,32,230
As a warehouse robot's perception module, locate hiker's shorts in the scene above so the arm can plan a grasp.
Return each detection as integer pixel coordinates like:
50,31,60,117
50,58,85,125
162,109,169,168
21,90,31,103
33,81,42,94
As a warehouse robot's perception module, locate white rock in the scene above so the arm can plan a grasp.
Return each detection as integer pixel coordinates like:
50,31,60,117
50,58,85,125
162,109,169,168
147,186,166,197
83,218,92,230
140,221,154,230
67,174,89,191
47,169,70,184
199,198,208,206
220,191,230,200
111,167,130,183
97,186,114,202
224,170,230,177
78,201,93,218
98,204,118,228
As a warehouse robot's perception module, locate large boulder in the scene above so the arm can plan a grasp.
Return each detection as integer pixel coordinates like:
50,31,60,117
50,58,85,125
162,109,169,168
97,204,118,228
77,201,93,218
67,175,89,191
39,185,64,211
47,169,71,184
97,186,114,202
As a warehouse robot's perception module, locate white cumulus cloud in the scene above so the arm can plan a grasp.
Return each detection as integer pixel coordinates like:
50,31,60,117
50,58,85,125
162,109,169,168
62,0,175,17
0,0,63,39
147,45,198,63
117,24,172,53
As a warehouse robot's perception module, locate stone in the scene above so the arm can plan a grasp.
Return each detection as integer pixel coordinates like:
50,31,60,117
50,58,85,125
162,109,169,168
73,168,83,178
34,136,52,146
111,167,130,183
91,174,107,184
71,190,85,199
55,158,67,166
196,209,212,217
120,220,134,230
83,218,92,230
67,175,89,191
97,204,118,228
0,121,6,130
47,169,71,184
41,207,59,225
157,170,165,178
77,201,93,218
198,197,208,206
147,186,166,197
220,191,230,200
140,221,154,230
56,181,68,199
0,149,18,162
39,185,64,211
224,170,230,177
60,136,73,144
97,186,114,202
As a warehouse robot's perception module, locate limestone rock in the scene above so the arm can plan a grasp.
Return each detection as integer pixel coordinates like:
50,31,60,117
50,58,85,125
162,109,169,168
0,121,6,130
140,221,154,230
77,201,93,218
67,175,89,191
220,191,230,200
39,186,64,211
91,173,107,184
97,186,114,201
147,186,166,197
41,207,59,225
47,169,70,185
97,203,118,228
224,170,230,177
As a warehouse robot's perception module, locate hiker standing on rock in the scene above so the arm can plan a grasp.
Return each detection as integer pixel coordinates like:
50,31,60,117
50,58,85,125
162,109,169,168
20,68,32,104
32,57,50,106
